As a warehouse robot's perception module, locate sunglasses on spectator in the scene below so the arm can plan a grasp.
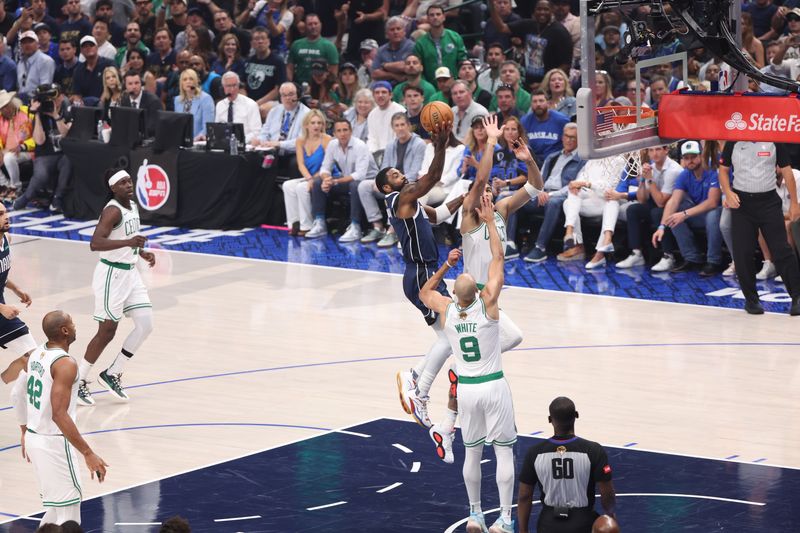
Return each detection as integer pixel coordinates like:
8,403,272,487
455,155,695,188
788,15,800,22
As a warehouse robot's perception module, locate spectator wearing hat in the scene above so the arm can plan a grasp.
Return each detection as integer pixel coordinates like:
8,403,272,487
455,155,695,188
414,4,467,85
430,66,455,106
599,25,621,72
73,35,115,105
307,59,338,120
357,38,379,88
16,30,56,101
54,38,79,96
371,16,415,84
652,140,723,274
212,9,251,58
0,37,16,92
245,26,286,119
366,80,405,158
489,60,531,115
287,13,339,84
0,91,35,201
489,0,572,87
34,22,58,61
93,0,125,46
115,21,151,70
451,80,488,144
343,0,387,64
60,0,93,45
88,18,119,61
391,54,437,104
334,62,362,110
457,59,492,109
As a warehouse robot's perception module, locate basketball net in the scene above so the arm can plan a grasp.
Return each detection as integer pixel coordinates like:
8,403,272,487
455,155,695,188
593,107,647,191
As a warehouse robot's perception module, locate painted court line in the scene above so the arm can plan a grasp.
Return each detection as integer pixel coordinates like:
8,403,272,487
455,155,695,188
393,443,413,454
410,461,421,473
337,430,371,438
213,515,262,522
306,501,347,511
115,523,162,526
480,459,491,464
376,482,403,493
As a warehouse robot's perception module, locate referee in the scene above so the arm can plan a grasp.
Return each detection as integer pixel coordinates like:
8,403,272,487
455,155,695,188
518,397,616,533
719,142,800,315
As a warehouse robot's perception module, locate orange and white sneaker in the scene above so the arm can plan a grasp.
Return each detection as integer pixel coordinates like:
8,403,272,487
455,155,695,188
396,369,416,415
408,388,432,428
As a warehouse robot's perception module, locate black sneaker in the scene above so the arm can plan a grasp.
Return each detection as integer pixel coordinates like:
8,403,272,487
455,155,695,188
99,370,129,401
76,379,95,406
699,262,722,277
670,260,702,273
790,296,800,316
745,299,765,315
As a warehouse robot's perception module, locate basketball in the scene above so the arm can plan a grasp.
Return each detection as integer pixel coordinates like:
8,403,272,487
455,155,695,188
420,101,454,133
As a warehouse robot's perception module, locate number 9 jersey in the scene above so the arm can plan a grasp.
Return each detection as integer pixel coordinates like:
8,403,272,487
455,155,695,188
444,297,501,378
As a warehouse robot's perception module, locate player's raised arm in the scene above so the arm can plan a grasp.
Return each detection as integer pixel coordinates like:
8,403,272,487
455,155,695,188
398,120,453,207
478,195,503,319
496,139,544,220
420,248,461,319
463,115,502,222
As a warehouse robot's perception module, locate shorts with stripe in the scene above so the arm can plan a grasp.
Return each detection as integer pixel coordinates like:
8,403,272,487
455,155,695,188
0,315,32,350
459,374,517,448
92,261,151,322
26,431,82,507
402,262,450,326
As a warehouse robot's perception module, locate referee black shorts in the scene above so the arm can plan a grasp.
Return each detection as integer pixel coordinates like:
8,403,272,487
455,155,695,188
537,505,599,533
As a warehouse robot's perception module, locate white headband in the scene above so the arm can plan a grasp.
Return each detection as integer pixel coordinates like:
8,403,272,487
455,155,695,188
108,170,130,187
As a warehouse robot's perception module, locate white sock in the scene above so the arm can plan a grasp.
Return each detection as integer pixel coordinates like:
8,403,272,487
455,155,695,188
463,445,483,513
441,408,457,434
494,445,515,524
78,359,93,382
632,249,642,256
106,349,132,376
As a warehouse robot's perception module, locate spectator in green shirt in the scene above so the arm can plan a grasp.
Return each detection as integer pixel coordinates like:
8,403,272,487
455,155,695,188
489,60,531,114
412,4,467,85
392,54,437,103
287,13,339,84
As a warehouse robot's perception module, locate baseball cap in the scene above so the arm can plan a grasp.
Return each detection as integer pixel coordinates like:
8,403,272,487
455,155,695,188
435,66,452,79
360,39,379,51
310,59,328,72
340,62,357,72
471,115,487,127
681,140,701,156
788,7,800,20
34,22,52,34
80,35,97,46
371,80,392,92
187,6,203,16
601,25,620,35
19,30,37,42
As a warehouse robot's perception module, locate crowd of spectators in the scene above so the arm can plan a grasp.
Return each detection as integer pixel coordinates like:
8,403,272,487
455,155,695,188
0,0,799,282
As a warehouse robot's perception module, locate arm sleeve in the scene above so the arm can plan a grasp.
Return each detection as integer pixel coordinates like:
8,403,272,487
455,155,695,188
11,371,28,426
720,141,735,167
776,143,792,167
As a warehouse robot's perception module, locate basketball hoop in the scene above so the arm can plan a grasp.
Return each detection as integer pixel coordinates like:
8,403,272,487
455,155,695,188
592,106,654,189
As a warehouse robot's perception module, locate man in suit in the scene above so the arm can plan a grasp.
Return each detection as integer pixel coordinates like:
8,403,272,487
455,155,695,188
120,70,162,137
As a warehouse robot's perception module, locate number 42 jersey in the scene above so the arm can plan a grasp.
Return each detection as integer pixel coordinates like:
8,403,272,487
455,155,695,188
26,345,79,435
444,297,501,378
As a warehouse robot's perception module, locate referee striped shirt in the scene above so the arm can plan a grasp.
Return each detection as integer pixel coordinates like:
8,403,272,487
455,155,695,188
720,142,790,193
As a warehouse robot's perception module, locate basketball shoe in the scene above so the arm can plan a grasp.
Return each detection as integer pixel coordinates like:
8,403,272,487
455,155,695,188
99,370,129,401
407,388,431,428
466,512,489,533
76,380,95,406
396,369,416,414
429,423,455,464
488,518,514,533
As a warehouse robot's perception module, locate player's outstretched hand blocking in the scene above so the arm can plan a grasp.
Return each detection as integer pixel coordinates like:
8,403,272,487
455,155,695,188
476,194,495,224
483,114,503,140
430,120,453,150
446,248,462,268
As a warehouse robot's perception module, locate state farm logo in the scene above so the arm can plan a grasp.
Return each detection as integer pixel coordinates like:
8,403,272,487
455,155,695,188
723,111,800,132
724,112,746,131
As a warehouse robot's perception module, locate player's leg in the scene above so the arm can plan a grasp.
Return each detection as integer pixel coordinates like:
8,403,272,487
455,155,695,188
460,385,488,533
78,320,119,406
498,310,522,353
429,364,458,463
27,433,82,526
486,379,517,533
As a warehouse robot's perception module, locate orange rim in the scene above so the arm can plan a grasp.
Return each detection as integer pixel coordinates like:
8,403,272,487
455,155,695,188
596,105,657,124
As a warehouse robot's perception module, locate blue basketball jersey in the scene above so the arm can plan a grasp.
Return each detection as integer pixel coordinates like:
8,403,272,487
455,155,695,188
385,191,439,265
0,235,11,305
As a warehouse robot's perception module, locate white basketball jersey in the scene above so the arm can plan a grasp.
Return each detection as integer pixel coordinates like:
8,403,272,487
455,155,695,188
100,199,141,265
26,345,78,435
444,297,501,378
462,211,507,287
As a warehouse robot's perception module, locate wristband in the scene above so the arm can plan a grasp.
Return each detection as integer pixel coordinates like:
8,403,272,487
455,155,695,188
523,182,540,198
433,203,451,223
683,210,689,218
658,224,666,230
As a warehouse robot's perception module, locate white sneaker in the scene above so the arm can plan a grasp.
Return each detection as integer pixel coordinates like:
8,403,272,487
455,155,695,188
651,254,675,272
488,518,514,533
595,242,614,253
722,262,736,277
585,256,606,269
616,252,645,268
407,388,432,428
429,423,455,464
395,370,415,415
776,275,783,283
466,512,489,533
756,260,777,280
304,219,327,239
360,227,385,243
338,224,363,243
377,231,399,248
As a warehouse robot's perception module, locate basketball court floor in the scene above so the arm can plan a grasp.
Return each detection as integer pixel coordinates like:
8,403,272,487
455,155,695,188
1,209,799,532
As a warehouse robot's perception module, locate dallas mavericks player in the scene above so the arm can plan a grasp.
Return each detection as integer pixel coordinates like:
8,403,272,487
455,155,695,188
375,121,464,428
420,196,517,533
0,203,40,385
426,115,543,463
77,169,156,406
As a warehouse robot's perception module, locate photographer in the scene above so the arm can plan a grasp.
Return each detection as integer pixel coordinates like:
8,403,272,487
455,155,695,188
12,85,72,214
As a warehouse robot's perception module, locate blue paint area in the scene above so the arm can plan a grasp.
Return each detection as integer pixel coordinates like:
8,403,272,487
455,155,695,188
1,419,797,532
8,210,793,313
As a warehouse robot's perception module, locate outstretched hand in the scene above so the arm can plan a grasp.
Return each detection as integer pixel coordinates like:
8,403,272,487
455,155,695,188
446,248,462,267
475,194,495,224
511,138,533,162
483,114,503,140
430,120,453,150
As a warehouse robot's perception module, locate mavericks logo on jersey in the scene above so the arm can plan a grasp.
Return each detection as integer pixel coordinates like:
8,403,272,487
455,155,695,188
136,159,171,211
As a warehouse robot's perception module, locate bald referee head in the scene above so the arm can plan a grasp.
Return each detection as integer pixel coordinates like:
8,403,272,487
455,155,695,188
549,396,579,433
593,514,620,533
